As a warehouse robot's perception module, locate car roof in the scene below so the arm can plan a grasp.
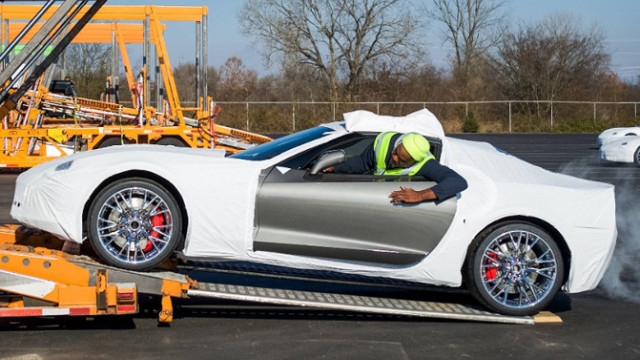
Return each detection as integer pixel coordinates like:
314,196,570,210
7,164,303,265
343,109,445,139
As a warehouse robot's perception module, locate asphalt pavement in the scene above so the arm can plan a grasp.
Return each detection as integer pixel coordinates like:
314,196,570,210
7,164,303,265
1,134,639,360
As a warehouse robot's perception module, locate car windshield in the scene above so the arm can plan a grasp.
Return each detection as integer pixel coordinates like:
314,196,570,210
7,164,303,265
230,126,336,161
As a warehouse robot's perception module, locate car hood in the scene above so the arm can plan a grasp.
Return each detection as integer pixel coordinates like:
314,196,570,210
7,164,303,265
599,126,639,137
601,136,640,149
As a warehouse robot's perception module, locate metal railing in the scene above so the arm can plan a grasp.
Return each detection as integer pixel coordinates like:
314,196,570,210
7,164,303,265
158,100,640,133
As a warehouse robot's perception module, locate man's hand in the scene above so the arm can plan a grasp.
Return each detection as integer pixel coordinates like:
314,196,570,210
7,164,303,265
389,186,436,204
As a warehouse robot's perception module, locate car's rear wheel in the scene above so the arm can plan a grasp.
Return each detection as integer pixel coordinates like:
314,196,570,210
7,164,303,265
87,178,182,271
634,146,640,167
464,222,564,316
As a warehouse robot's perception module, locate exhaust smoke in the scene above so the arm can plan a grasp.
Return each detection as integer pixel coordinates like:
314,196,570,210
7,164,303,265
559,156,640,303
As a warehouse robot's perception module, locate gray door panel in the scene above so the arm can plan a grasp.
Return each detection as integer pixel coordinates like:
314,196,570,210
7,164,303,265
254,167,457,265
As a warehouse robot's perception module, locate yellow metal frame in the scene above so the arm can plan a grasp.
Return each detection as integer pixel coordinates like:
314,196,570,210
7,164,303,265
149,7,183,124
0,5,272,168
114,23,139,106
0,235,137,315
0,224,192,322
0,5,208,22
4,22,165,44
4,21,165,109
1,92,271,168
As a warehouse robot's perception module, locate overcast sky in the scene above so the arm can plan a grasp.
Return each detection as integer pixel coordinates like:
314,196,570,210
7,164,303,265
88,0,640,83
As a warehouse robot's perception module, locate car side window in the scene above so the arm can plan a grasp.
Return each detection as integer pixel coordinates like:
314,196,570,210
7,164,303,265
278,133,374,170
278,132,442,184
316,134,442,183
342,136,375,158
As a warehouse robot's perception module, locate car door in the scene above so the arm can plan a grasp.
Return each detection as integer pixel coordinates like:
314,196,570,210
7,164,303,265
253,134,458,266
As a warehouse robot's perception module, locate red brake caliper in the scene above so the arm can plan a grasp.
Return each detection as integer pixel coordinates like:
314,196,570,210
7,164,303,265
485,251,499,280
145,214,164,252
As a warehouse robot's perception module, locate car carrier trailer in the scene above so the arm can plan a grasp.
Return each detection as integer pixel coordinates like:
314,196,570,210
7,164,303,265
0,2,271,169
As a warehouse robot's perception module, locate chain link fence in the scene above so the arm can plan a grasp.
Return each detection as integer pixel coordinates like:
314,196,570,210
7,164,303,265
181,100,640,134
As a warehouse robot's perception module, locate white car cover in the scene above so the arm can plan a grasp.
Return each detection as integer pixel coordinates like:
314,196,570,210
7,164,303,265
11,109,617,293
12,147,263,259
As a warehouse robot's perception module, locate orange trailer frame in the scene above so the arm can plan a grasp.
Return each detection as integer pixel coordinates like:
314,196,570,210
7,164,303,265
0,5,270,168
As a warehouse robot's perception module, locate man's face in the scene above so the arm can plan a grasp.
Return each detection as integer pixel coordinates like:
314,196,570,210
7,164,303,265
391,144,416,168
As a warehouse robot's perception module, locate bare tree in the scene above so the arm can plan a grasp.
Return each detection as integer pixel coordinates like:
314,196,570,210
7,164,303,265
276,58,331,101
239,0,421,101
429,0,506,80
493,14,609,112
217,57,258,101
174,63,220,104
64,43,110,99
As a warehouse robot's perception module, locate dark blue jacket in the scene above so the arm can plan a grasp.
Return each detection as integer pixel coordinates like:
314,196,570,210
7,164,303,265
336,134,468,201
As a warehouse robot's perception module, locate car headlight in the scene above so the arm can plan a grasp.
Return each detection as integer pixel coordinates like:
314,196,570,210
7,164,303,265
55,160,74,171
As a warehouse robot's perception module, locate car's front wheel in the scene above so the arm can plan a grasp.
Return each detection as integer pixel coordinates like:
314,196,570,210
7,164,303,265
634,146,640,167
87,178,182,271
464,222,564,316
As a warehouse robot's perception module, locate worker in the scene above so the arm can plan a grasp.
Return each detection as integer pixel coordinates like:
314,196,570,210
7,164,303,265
332,132,467,203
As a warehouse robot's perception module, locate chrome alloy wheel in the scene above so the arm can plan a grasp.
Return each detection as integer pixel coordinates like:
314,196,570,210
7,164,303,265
479,230,558,310
95,186,174,265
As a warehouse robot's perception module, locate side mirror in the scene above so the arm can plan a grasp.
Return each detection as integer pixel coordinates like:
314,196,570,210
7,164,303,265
309,150,346,175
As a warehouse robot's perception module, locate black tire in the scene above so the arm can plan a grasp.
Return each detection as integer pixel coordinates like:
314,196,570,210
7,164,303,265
634,147,640,167
97,137,128,148
156,137,186,147
464,222,564,316
87,177,183,271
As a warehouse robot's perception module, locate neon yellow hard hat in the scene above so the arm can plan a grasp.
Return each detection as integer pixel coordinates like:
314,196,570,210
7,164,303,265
402,133,430,161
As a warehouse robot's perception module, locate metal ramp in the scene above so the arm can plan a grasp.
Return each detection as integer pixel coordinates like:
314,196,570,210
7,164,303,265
71,258,546,325
75,258,542,324
189,282,536,325
1,225,556,325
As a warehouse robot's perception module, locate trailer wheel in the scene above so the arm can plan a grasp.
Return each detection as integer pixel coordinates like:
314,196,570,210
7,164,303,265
156,137,186,147
97,137,129,148
464,222,564,316
87,177,183,271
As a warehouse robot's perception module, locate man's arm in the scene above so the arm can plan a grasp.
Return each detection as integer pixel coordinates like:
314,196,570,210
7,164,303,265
389,186,437,203
389,161,467,203
333,145,376,174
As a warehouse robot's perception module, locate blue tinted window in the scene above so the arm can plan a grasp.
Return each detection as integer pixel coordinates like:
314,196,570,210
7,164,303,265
230,126,335,161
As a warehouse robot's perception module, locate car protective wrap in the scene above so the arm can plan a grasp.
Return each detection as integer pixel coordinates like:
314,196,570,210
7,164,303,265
11,109,617,293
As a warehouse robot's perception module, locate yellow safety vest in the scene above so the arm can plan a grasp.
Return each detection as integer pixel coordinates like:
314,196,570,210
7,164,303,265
372,132,434,176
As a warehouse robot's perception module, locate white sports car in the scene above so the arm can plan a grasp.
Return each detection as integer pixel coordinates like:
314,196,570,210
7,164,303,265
597,125,640,146
599,136,640,167
10,109,617,316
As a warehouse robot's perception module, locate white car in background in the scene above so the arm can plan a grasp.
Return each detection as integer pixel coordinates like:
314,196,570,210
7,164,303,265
597,125,640,146
599,136,640,166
